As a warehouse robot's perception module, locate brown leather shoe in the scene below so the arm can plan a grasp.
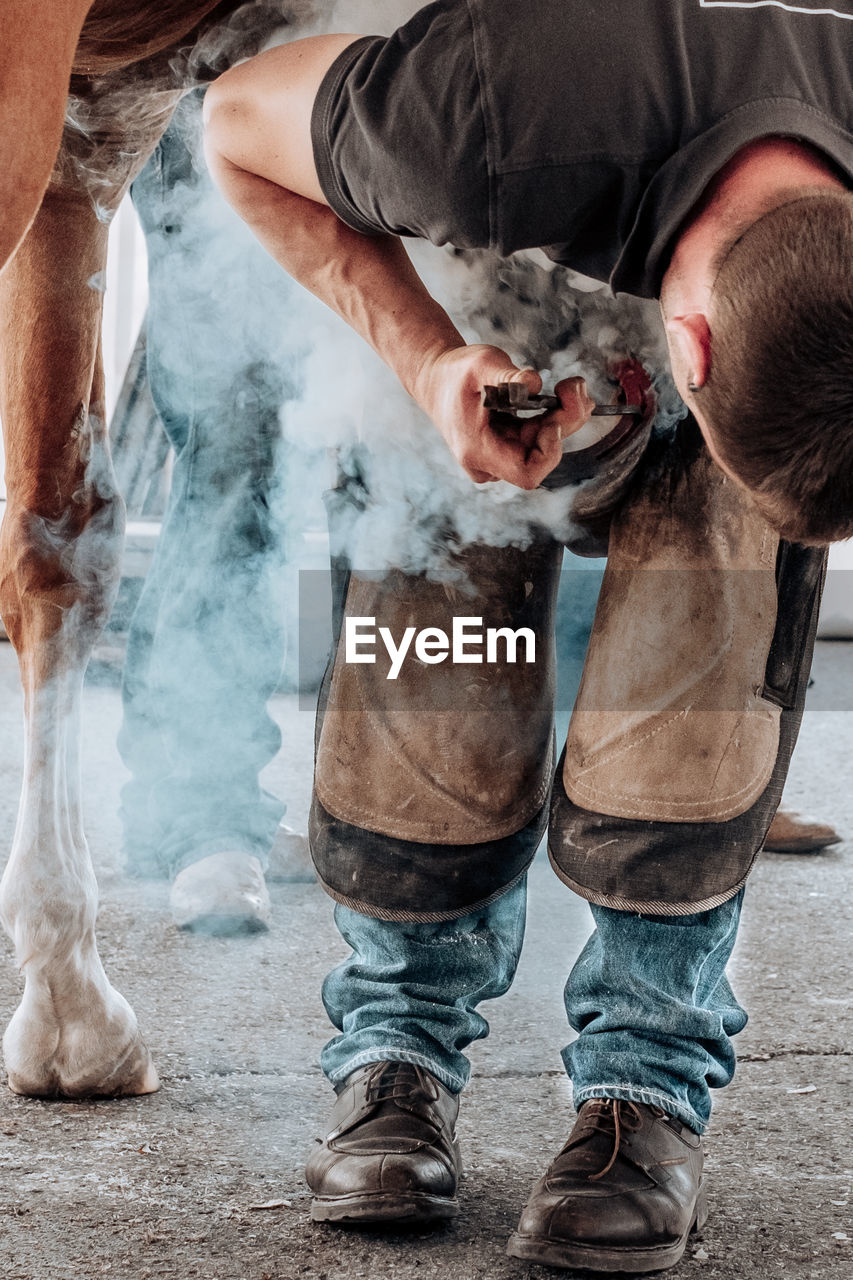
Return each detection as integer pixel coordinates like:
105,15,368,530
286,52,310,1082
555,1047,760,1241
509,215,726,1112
306,1061,461,1225
507,1099,706,1273
763,807,842,854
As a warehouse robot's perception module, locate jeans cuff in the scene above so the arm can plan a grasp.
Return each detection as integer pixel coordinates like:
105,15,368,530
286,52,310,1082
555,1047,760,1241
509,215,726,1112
571,1084,706,1135
325,1048,467,1096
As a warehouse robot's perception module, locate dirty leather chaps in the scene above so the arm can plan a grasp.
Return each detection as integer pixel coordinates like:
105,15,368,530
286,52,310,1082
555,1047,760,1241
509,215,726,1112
311,414,826,921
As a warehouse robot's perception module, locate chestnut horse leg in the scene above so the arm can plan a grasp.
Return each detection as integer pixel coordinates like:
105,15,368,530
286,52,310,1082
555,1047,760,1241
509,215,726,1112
0,178,161,1097
0,1,95,271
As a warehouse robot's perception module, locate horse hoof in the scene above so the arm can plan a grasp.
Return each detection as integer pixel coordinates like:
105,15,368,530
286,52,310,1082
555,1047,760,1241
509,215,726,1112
4,998,159,1099
6,1043,160,1099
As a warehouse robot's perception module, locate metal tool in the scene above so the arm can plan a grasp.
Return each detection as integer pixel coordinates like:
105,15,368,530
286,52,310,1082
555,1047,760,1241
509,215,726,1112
482,383,642,418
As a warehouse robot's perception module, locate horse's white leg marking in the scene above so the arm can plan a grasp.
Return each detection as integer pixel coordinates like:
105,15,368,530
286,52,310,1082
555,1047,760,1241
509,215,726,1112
1,646,158,1096
0,183,161,1097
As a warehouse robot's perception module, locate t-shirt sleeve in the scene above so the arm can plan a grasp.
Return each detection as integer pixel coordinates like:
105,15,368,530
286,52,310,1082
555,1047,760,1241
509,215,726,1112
310,1,491,250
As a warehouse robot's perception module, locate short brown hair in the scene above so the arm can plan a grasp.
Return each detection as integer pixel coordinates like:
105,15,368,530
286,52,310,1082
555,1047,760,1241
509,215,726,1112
697,191,853,545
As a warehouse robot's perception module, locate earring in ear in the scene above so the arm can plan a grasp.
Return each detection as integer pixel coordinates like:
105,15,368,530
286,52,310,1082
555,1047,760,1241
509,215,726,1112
687,380,700,393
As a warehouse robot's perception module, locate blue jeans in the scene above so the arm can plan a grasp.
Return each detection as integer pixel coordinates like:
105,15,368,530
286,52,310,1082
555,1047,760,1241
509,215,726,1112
321,878,746,1135
118,93,295,877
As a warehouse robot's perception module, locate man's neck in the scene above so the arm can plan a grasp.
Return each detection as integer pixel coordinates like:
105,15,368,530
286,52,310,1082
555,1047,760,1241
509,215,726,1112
666,137,846,313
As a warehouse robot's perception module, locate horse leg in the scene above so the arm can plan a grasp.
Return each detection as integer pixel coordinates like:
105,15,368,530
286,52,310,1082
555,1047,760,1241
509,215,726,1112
0,183,158,1097
0,1,95,271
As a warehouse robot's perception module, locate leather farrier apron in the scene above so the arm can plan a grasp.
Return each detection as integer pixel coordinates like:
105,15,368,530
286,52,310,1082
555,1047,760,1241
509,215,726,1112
312,400,825,920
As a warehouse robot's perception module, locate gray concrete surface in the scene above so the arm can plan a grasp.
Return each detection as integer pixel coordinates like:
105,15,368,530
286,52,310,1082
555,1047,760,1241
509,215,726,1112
0,640,850,1279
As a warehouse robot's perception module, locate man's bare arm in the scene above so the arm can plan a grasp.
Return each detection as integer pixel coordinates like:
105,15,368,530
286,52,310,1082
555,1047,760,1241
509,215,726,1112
204,37,592,488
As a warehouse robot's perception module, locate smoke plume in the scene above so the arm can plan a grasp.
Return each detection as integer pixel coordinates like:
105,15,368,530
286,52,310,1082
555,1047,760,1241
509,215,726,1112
105,0,685,578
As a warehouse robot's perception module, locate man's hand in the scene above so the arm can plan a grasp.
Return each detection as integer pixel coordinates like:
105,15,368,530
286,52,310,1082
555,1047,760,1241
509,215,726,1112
414,344,596,489
205,42,595,488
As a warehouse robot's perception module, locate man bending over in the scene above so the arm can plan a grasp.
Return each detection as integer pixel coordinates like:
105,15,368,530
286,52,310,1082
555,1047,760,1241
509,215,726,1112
203,1,853,1271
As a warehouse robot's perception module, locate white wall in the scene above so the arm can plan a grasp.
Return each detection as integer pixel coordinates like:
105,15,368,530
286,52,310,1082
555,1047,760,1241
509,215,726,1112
102,196,150,421
818,542,853,638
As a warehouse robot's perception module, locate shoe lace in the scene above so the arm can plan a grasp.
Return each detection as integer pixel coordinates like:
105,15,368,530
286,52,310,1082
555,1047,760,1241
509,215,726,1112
584,1099,645,1182
364,1061,438,1105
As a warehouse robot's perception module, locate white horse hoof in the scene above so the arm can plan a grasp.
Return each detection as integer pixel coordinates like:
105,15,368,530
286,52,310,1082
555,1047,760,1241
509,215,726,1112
170,852,271,934
3,987,160,1099
5,1035,160,1099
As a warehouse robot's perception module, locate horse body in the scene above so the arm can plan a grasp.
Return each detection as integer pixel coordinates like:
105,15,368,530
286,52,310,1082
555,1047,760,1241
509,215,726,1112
73,1,234,74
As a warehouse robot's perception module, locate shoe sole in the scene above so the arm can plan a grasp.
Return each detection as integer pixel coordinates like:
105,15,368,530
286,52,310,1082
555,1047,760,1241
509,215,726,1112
763,837,841,853
506,1182,708,1274
311,1191,459,1226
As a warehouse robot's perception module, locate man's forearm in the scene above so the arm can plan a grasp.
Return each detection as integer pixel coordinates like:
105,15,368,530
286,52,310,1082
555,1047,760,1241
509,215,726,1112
204,35,582,489
206,156,465,409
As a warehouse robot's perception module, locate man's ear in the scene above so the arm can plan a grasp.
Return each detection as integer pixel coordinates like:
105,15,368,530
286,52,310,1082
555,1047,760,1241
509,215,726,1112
665,313,712,390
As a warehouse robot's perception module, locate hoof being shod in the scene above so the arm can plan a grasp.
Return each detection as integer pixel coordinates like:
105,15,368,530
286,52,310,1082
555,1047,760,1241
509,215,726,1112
170,852,271,934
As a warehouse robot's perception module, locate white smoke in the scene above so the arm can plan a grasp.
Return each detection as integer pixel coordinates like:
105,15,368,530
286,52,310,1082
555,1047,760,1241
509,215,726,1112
87,0,684,577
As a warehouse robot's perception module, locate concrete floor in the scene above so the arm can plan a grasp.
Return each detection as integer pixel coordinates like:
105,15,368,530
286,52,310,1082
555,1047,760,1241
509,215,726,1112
0,640,850,1279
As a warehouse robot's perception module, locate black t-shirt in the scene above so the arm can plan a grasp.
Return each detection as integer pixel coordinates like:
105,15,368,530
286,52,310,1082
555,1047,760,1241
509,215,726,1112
311,0,853,298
